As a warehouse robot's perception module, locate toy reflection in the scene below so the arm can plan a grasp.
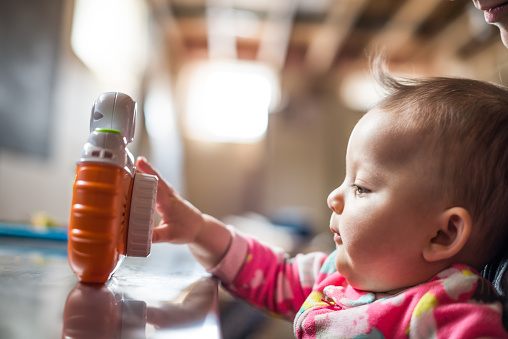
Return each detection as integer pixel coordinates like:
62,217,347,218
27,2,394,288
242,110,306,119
62,278,217,338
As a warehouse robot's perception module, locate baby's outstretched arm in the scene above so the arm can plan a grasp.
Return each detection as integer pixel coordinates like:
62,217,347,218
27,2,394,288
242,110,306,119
135,157,232,270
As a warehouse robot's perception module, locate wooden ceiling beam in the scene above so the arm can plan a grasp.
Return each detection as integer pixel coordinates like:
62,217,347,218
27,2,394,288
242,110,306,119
368,0,442,56
304,0,369,74
148,0,483,75
147,0,183,44
418,12,471,62
206,0,238,59
256,0,297,71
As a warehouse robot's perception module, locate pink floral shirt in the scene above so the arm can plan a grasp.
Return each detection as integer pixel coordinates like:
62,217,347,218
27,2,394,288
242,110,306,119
209,228,508,338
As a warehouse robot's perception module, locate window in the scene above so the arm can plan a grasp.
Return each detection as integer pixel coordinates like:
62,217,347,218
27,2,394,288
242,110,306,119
184,61,279,143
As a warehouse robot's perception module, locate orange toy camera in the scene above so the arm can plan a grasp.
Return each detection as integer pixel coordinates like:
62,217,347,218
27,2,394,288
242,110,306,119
68,92,158,283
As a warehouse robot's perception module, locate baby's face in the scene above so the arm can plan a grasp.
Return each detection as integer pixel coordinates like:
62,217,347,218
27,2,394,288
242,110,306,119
328,108,444,293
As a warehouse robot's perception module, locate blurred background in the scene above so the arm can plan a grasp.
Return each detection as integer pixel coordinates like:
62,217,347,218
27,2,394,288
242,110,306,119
3,0,507,233
3,0,508,257
1,0,508,337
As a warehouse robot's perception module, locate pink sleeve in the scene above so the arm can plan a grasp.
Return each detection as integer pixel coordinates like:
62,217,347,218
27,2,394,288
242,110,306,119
207,226,249,284
209,226,329,319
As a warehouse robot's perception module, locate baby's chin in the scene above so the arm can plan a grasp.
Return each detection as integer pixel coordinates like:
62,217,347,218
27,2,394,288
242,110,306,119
336,264,415,294
347,279,409,295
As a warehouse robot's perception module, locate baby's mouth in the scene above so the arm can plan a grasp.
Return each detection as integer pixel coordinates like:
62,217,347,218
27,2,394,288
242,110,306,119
329,213,342,243
331,228,342,243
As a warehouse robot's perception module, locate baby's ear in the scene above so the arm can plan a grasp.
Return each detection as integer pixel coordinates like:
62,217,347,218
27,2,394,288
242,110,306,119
423,207,472,263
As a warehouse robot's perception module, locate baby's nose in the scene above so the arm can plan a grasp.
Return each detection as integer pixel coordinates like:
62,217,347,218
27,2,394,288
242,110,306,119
327,188,344,215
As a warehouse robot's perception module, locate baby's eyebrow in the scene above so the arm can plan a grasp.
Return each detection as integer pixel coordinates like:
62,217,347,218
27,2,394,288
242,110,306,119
350,162,390,186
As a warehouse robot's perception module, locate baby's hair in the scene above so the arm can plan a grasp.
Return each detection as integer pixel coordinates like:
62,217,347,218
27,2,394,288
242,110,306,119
371,57,508,267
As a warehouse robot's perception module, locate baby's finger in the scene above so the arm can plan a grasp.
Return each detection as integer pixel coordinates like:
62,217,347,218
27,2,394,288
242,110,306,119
136,156,159,177
136,157,180,221
152,224,169,243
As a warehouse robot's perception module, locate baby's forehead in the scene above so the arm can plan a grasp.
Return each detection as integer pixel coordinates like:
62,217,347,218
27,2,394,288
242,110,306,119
353,108,415,145
350,108,431,168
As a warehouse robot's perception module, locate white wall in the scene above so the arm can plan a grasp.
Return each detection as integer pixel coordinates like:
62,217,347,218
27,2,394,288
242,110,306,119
0,0,148,225
0,55,98,224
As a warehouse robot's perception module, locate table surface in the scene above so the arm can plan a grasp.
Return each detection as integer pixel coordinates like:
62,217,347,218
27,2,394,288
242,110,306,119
0,234,221,339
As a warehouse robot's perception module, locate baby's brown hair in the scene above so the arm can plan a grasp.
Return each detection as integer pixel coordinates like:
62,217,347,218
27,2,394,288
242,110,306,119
373,63,508,267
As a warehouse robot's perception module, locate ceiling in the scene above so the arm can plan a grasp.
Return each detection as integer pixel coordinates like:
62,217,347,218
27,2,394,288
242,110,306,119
147,0,499,76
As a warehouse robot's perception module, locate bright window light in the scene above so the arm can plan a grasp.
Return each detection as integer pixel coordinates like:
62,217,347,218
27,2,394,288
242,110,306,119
71,0,148,90
184,61,279,143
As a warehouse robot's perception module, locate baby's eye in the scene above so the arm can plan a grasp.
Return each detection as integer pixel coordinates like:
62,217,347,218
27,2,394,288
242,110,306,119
352,184,370,196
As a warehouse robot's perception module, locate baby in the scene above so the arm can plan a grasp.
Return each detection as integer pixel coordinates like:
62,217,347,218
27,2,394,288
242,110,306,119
136,67,508,338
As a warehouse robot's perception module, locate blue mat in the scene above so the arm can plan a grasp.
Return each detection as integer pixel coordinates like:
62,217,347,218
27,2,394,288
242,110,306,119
0,222,67,241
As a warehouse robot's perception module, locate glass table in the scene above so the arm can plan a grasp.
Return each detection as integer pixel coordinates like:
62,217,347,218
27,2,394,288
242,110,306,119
0,231,221,339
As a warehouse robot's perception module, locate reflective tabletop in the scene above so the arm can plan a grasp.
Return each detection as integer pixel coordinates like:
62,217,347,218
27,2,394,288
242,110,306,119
0,235,221,339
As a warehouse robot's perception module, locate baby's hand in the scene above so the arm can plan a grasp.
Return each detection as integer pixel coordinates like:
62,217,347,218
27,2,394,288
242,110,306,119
136,157,232,269
135,157,205,245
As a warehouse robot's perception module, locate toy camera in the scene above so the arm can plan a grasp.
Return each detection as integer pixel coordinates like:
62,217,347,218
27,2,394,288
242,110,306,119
68,92,158,283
